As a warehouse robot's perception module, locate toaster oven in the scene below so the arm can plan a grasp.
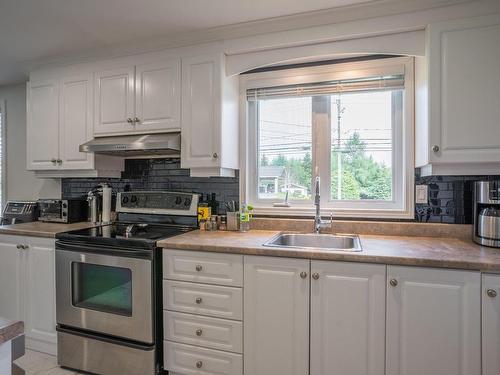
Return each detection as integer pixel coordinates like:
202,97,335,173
38,199,87,223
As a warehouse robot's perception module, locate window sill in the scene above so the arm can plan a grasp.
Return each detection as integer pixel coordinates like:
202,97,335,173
249,205,415,220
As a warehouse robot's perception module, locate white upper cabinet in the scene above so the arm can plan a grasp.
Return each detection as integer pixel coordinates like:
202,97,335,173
482,273,500,375
135,59,181,133
244,256,309,375
94,66,135,135
310,261,386,375
94,59,181,136
386,266,481,375
26,79,60,170
416,14,500,175
181,53,239,177
27,74,123,176
59,73,94,170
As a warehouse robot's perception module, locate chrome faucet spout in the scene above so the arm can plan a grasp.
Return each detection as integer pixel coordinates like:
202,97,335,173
314,176,332,234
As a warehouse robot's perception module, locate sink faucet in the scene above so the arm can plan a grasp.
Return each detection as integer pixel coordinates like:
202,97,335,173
314,176,332,234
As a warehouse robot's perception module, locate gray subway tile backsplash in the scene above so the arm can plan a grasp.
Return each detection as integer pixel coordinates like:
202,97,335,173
61,159,498,224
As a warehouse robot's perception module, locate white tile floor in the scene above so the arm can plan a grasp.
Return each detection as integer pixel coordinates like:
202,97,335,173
14,350,76,375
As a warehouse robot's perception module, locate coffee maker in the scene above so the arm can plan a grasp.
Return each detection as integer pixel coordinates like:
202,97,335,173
473,181,500,248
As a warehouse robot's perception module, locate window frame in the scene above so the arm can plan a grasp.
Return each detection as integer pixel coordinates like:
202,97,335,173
0,100,5,212
239,57,415,219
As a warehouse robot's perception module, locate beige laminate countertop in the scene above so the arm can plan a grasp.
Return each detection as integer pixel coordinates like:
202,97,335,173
158,230,500,272
0,317,23,344
0,221,97,238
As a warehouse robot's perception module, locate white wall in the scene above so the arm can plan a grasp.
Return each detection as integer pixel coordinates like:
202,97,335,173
0,84,60,202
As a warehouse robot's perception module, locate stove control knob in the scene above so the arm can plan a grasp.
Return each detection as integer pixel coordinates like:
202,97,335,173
122,196,129,204
175,196,182,205
62,203,68,209
184,198,192,207
130,195,138,203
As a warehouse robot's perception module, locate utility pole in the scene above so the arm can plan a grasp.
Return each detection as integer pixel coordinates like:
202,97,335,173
335,98,346,200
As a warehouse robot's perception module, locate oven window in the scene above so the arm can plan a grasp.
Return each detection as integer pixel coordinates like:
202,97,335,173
71,262,132,316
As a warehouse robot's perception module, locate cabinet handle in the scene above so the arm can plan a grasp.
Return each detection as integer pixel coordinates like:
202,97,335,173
51,158,57,164
195,328,203,336
312,273,319,280
300,271,308,279
432,145,440,153
134,117,141,124
196,361,203,369
389,279,398,287
127,118,133,124
487,289,497,298
212,152,218,159
195,297,203,304
16,244,23,250
57,159,62,164
195,264,203,272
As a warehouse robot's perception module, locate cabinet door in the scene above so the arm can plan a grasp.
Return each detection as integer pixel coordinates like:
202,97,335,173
482,274,500,375
428,15,500,164
0,239,23,321
181,54,221,169
59,73,94,169
25,238,57,354
310,261,385,375
94,66,135,135
135,59,180,133
244,256,309,375
386,266,480,375
26,79,59,170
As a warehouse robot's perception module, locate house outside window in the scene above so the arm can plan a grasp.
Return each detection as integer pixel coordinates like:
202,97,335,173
240,57,414,219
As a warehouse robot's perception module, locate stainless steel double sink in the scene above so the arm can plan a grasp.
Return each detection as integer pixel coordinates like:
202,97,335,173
263,232,362,252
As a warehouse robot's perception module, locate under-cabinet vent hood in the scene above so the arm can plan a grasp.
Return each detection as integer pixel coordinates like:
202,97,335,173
80,133,181,157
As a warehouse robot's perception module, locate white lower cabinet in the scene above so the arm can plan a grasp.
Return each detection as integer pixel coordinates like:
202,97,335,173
163,250,243,375
165,341,242,375
386,266,481,375
482,273,500,375
243,256,309,375
310,261,386,375
0,235,56,355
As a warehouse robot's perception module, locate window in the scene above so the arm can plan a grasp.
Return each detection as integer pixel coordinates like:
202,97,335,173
0,101,4,212
241,57,414,218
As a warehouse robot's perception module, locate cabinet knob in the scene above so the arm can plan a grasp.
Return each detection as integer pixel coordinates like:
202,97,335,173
487,289,497,298
196,361,203,369
212,152,218,159
127,118,133,124
195,297,203,304
432,145,440,153
312,272,320,280
389,279,398,287
300,271,308,279
195,264,203,272
57,159,62,164
134,117,140,124
195,328,203,336
16,244,23,250
51,158,57,164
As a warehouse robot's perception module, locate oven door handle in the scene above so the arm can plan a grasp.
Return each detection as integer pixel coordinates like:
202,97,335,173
56,241,152,259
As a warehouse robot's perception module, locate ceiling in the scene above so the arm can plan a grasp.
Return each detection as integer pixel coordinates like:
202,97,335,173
0,0,382,85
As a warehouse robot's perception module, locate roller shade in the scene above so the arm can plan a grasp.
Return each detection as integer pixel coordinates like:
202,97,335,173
247,74,404,101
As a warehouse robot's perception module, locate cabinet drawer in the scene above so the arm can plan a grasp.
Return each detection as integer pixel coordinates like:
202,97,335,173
164,341,242,375
164,280,243,320
164,311,242,353
163,250,243,287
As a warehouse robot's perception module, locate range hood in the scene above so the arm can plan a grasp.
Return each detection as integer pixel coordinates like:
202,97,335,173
80,133,181,157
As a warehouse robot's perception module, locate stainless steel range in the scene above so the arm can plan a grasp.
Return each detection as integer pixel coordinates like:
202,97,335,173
55,191,199,375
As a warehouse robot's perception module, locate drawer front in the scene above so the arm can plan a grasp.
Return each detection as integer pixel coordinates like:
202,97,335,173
164,280,243,320
163,250,243,287
164,311,243,353
164,341,242,375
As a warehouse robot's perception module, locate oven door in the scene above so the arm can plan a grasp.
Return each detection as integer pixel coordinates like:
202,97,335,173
55,242,153,344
